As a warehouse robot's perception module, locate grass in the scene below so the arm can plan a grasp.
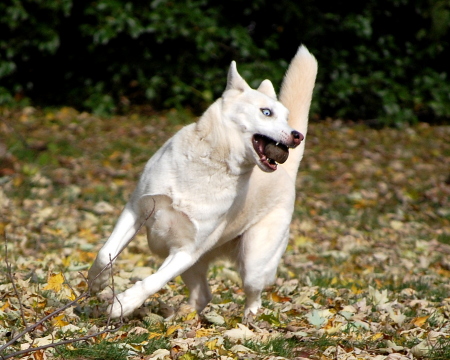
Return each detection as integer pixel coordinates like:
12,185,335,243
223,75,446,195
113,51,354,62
428,337,450,360
1,106,449,359
243,337,301,358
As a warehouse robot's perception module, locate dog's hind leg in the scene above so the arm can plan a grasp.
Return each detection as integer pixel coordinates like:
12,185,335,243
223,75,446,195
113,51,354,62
88,202,141,293
181,238,241,313
181,258,212,312
238,208,292,317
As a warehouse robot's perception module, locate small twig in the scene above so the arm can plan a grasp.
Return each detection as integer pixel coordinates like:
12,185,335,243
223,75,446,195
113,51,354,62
3,232,28,329
0,203,155,359
0,323,122,360
0,290,90,354
107,253,120,324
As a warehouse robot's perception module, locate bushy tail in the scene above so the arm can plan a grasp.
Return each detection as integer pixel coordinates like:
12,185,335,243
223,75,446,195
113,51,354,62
280,45,318,178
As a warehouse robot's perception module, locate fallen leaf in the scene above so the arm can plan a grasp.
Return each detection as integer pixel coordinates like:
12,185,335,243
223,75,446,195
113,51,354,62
52,314,69,327
148,348,170,359
224,323,255,341
230,344,255,354
306,309,333,328
43,273,64,292
204,311,225,325
166,325,182,336
412,315,429,327
195,328,214,338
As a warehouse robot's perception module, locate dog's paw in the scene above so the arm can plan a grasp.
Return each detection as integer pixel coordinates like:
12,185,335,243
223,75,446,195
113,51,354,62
107,285,148,318
243,306,263,324
87,263,111,294
243,299,262,319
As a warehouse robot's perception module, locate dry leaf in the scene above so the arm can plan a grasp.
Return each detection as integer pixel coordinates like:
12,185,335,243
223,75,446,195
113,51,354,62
224,324,255,341
42,273,64,292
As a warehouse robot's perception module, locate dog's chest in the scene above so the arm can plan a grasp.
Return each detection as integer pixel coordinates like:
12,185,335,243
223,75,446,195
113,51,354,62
170,167,249,222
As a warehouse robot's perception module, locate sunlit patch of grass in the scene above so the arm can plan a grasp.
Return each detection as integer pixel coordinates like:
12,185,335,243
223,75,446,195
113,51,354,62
58,341,128,360
304,270,366,291
243,337,300,358
386,277,448,303
428,336,450,360
58,325,170,360
299,334,338,353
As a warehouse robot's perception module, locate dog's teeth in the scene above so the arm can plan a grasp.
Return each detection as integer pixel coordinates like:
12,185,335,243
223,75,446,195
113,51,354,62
275,142,279,146
267,158,278,166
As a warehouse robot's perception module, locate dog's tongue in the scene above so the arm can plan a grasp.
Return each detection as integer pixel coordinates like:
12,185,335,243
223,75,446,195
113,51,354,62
264,142,289,164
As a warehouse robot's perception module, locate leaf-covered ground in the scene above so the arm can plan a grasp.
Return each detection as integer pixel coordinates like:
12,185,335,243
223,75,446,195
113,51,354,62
1,106,450,360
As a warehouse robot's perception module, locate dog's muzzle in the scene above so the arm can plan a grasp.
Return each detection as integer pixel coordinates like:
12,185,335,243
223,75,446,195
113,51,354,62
252,131,303,171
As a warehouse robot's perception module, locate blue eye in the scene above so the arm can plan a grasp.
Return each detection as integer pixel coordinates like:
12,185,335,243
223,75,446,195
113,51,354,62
261,108,272,116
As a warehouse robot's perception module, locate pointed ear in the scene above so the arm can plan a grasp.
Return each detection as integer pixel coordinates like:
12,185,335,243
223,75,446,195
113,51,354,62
225,61,250,92
257,79,277,99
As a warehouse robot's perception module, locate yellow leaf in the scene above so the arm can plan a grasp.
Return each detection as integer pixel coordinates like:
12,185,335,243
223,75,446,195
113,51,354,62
0,299,10,311
351,284,363,294
294,235,313,246
184,310,198,321
108,150,122,160
0,222,6,235
148,332,163,339
205,338,219,350
371,333,384,341
166,325,181,336
196,328,214,338
269,292,291,303
68,290,77,301
413,315,429,327
34,300,47,309
13,176,24,187
43,273,64,292
52,314,69,327
62,256,71,267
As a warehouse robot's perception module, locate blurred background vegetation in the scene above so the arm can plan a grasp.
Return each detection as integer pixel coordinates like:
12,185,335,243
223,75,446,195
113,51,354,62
0,0,449,125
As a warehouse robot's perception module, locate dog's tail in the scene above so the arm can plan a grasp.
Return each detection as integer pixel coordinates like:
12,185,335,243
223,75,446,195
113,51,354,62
280,45,318,178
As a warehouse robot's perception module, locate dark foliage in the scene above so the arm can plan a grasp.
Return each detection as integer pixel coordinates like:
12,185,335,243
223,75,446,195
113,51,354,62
1,0,449,124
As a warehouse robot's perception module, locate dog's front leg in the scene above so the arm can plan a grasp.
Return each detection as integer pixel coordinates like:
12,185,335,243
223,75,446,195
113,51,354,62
108,250,198,318
88,203,141,293
238,208,292,317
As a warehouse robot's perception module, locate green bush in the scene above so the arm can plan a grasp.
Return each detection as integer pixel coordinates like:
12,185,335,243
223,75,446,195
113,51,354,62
0,0,449,124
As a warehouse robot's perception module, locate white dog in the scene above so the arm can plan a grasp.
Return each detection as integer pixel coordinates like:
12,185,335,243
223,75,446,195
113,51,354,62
88,45,317,318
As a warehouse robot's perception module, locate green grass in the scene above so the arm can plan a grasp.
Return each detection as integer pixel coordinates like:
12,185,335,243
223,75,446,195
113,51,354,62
243,337,301,358
1,107,449,360
57,326,170,360
428,337,450,360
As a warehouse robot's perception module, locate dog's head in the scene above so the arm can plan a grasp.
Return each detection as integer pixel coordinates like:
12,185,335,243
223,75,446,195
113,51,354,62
221,62,303,173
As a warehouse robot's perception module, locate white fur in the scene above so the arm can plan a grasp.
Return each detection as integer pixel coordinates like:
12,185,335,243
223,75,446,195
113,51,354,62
88,45,318,318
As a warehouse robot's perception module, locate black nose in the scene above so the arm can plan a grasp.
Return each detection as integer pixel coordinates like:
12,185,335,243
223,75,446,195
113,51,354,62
291,130,304,147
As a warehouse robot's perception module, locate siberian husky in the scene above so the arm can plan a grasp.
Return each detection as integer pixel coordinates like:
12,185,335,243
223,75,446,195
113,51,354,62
88,45,318,318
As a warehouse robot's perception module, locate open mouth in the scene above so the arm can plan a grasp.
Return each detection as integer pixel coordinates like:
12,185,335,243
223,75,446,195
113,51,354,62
252,134,289,171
